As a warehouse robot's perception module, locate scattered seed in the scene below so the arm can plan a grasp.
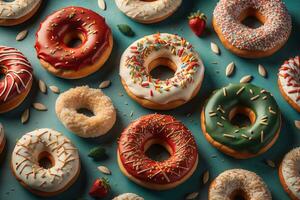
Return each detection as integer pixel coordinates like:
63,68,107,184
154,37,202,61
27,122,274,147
265,159,276,168
258,64,267,78
130,111,134,117
38,80,47,94
202,170,210,184
118,92,123,96
32,103,47,111
225,62,235,77
49,85,60,94
16,30,28,41
21,108,29,124
211,42,220,55
211,61,218,64
99,80,111,89
97,165,111,175
240,75,253,83
98,0,106,10
186,192,199,200
295,120,300,129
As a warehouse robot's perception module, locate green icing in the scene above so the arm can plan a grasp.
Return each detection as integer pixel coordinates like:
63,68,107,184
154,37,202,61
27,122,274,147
203,83,281,153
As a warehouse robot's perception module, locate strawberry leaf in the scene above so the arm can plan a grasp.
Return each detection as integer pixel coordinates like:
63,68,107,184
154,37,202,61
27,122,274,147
88,146,108,161
117,24,135,37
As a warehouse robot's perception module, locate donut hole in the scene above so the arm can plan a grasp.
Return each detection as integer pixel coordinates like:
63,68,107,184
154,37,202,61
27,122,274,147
77,108,95,117
229,106,256,128
63,30,85,48
144,139,172,162
38,151,55,169
230,189,249,200
149,58,176,81
240,8,266,29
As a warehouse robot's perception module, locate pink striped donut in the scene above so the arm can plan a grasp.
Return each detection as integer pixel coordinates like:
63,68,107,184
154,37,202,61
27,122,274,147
0,46,33,113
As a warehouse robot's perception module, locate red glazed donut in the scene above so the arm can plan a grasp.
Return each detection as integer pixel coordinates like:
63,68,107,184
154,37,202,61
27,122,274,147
0,46,33,113
35,6,113,79
117,114,198,190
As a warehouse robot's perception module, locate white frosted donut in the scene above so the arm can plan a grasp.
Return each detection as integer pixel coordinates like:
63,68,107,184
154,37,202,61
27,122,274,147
113,193,144,200
0,123,5,154
209,169,271,200
11,128,80,196
115,0,182,23
279,147,300,200
55,86,116,138
119,33,204,109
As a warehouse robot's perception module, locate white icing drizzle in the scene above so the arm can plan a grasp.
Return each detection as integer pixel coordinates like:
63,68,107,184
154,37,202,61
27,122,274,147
0,0,41,19
115,0,182,22
11,128,80,193
281,147,300,199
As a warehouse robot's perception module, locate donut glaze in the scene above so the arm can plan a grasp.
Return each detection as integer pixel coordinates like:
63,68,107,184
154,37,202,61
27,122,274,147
118,114,198,189
35,6,111,71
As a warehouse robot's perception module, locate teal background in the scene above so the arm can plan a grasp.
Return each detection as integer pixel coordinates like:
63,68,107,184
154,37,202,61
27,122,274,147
0,0,299,199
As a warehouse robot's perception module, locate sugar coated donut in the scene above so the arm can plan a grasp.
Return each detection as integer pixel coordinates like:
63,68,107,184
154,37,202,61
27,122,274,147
117,114,198,190
35,6,113,79
115,0,182,24
0,123,6,154
11,128,80,196
119,33,204,110
278,56,300,112
279,147,300,200
56,86,116,138
209,169,271,200
113,193,144,200
201,83,281,159
0,0,41,26
0,46,33,113
213,0,292,58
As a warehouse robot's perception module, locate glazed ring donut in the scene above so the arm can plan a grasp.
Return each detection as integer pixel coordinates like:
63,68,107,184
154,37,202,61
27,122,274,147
113,193,144,200
115,0,182,24
117,114,198,190
279,147,300,200
0,46,33,113
278,56,300,112
55,86,116,138
209,169,271,200
0,0,42,26
0,123,6,154
35,6,113,79
213,0,292,58
201,83,281,159
119,33,205,110
11,128,80,196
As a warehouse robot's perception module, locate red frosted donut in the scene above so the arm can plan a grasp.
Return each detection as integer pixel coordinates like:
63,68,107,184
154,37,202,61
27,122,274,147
35,6,113,79
0,46,33,113
117,114,198,190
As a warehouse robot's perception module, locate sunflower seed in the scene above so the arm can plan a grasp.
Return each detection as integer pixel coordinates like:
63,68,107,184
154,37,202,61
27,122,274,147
16,30,28,41
38,80,47,94
49,85,60,94
99,80,111,89
211,42,220,55
265,159,276,168
32,103,47,111
98,0,106,10
186,192,199,200
258,64,267,78
295,120,300,129
21,108,29,124
202,170,209,184
97,165,111,175
240,75,253,83
225,62,235,77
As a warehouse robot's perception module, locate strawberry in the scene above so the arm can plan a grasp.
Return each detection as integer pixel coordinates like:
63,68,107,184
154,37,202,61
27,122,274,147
89,178,110,198
188,11,207,37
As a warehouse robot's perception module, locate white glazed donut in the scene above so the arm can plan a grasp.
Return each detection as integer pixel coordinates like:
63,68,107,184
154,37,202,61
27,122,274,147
0,123,5,154
113,193,144,200
119,33,205,110
209,169,271,200
279,147,300,200
115,0,182,23
11,128,80,196
0,0,42,26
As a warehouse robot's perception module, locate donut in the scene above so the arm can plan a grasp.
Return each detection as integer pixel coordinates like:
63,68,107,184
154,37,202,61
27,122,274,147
213,0,292,58
113,193,144,200
201,83,281,159
0,0,41,26
279,147,300,200
209,169,272,200
11,128,80,196
278,56,300,112
119,33,204,110
0,123,6,154
0,46,33,113
35,6,113,79
117,114,198,190
55,86,116,138
115,0,182,24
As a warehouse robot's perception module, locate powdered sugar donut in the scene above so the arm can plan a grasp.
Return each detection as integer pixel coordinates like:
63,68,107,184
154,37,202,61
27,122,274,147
11,128,80,196
0,123,5,154
278,56,300,112
113,193,144,200
115,0,182,24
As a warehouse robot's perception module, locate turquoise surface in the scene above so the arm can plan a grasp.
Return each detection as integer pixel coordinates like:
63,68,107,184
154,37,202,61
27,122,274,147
0,0,299,199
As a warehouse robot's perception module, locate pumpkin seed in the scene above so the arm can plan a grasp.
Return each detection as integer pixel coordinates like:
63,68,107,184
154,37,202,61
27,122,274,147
98,165,111,175
211,42,220,55
49,85,60,94
258,64,267,78
225,62,235,77
240,75,253,83
99,80,111,89
21,108,29,124
202,170,210,184
16,30,28,41
32,103,47,111
38,80,47,94
265,159,276,168
98,0,106,10
295,120,300,129
186,192,199,200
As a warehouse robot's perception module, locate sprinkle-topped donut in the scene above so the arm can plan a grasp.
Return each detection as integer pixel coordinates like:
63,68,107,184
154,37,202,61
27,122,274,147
117,114,198,190
119,33,204,110
213,0,292,58
0,46,33,113
201,83,281,159
278,56,300,112
11,128,80,196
